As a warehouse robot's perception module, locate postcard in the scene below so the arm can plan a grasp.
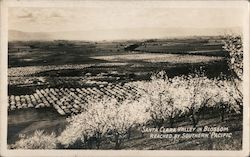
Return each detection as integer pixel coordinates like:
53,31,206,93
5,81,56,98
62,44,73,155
0,0,249,156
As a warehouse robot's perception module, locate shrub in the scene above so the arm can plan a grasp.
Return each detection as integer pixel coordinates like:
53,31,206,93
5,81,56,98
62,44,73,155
11,130,58,149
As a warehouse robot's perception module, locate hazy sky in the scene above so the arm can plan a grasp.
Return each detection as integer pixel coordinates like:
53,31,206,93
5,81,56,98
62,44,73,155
8,3,245,40
9,6,244,31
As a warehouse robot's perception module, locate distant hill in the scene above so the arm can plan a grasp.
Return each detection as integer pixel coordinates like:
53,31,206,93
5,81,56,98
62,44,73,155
8,27,241,41
9,30,53,41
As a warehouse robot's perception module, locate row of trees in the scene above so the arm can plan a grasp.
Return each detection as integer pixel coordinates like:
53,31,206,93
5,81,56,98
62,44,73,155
132,71,242,128
8,84,139,115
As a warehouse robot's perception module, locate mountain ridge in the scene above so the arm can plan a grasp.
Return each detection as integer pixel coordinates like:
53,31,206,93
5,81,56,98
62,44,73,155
9,27,241,41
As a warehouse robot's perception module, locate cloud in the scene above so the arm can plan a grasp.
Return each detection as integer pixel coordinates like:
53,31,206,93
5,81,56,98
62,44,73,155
50,12,62,18
17,12,33,19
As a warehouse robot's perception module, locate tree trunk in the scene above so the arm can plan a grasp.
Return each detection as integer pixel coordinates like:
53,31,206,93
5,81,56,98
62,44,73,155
114,133,122,149
87,138,93,149
141,131,144,138
96,132,101,149
201,107,205,119
208,134,213,150
169,117,174,128
190,110,199,127
221,108,225,122
220,104,226,122
127,127,131,140
191,116,197,127
155,118,164,129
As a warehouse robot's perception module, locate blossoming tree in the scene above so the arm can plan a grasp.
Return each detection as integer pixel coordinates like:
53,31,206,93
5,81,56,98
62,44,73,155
58,96,150,149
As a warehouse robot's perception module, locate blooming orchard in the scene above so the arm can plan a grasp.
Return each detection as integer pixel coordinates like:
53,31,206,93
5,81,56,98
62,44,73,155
58,96,150,149
131,71,242,127
14,70,243,149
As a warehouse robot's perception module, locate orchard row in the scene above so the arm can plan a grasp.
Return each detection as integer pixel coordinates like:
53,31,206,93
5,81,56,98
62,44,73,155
8,84,139,115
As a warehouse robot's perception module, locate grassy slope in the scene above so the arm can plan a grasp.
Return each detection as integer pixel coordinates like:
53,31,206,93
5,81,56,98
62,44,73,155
8,108,67,144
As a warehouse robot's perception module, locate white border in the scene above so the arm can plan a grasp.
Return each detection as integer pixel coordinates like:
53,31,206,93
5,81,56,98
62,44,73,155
0,0,249,157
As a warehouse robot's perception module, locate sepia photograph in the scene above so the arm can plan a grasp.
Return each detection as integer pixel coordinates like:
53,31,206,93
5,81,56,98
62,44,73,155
0,0,249,156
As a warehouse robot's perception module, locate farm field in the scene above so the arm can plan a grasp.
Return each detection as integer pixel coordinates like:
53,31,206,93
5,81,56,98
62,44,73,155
8,37,230,93
8,36,242,150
